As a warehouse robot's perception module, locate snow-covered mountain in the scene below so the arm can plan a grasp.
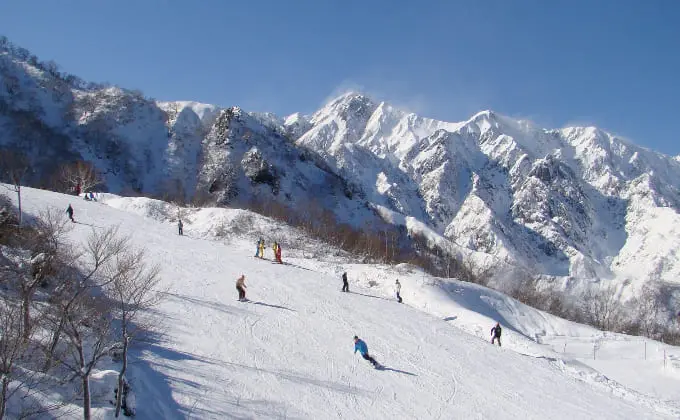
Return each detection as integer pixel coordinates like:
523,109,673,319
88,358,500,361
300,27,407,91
290,93,680,294
2,38,680,299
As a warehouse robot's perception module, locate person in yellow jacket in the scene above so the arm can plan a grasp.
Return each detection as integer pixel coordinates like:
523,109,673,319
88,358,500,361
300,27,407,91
272,241,278,259
257,239,265,258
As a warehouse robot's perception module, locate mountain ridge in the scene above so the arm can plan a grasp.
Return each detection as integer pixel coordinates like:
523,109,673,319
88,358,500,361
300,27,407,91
1,38,680,308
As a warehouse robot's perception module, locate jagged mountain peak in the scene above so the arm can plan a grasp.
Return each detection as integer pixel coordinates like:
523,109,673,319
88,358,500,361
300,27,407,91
3,38,680,303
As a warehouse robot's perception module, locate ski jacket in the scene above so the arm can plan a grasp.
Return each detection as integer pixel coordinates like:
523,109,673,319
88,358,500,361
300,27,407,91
395,281,401,293
178,220,183,228
491,325,502,337
66,206,73,215
354,339,368,355
236,276,246,288
342,273,348,283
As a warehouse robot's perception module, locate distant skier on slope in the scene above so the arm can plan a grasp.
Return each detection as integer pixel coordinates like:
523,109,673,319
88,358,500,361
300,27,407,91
491,322,502,347
275,242,282,263
178,219,184,236
236,274,247,301
342,272,349,292
354,336,379,367
258,239,265,258
66,204,75,223
395,279,403,303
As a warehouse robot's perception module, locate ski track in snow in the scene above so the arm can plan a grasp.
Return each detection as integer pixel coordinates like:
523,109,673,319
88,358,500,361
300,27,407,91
11,186,680,419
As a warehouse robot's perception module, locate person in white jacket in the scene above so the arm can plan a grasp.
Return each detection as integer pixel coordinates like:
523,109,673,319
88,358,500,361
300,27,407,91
395,279,403,303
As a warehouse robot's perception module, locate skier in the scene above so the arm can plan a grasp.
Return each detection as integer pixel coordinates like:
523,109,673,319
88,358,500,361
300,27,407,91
254,239,262,258
491,322,502,347
236,274,247,301
275,242,282,264
75,183,81,196
66,204,75,222
89,191,96,201
395,279,403,303
258,239,265,259
178,219,183,236
353,336,379,368
342,272,349,292
272,241,278,260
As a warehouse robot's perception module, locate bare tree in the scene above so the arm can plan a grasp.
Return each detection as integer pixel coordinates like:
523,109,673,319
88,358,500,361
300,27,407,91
10,208,71,342
59,295,116,420
104,248,161,417
0,295,27,419
44,227,129,420
581,284,623,331
57,161,103,194
631,281,662,337
0,149,30,225
42,227,127,372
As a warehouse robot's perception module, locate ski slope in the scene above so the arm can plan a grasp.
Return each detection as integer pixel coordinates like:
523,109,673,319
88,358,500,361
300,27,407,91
12,186,680,419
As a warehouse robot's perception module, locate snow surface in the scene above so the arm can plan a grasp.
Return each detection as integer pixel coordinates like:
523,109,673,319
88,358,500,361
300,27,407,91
8,186,680,419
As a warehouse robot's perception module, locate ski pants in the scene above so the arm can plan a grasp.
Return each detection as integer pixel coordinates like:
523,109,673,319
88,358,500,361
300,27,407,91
178,227,183,235
492,336,501,347
237,286,246,300
342,281,349,292
396,292,402,303
362,353,377,366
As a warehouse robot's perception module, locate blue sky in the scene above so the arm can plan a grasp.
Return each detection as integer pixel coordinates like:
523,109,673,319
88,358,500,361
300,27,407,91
1,0,679,154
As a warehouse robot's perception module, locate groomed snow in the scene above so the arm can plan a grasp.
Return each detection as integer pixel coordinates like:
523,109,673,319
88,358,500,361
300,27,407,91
11,186,680,419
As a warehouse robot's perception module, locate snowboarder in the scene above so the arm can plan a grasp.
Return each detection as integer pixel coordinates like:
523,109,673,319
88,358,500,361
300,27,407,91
258,239,265,259
275,242,282,264
354,336,379,367
342,272,349,292
491,322,502,347
178,219,183,236
395,279,403,303
66,204,75,222
236,274,247,301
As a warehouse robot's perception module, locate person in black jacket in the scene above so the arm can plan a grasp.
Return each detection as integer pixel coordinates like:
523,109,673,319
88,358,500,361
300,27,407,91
178,219,183,236
66,204,75,222
491,322,502,346
342,272,349,292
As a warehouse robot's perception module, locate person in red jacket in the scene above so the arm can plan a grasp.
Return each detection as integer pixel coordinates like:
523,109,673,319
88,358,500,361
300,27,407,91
275,242,282,263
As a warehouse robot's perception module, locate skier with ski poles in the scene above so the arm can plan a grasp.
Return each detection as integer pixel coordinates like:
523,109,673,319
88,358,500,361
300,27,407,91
491,322,502,346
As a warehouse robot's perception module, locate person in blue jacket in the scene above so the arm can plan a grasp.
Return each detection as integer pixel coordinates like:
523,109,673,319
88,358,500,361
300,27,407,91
354,336,379,367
